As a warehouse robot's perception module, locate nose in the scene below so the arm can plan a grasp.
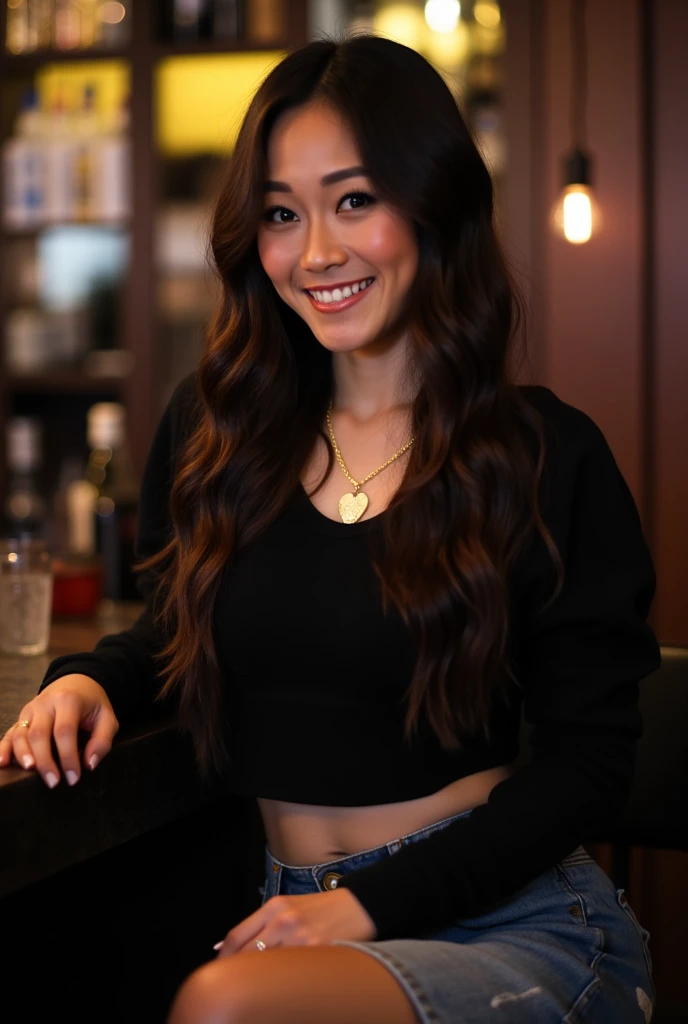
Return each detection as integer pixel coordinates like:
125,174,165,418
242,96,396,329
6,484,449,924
299,216,346,273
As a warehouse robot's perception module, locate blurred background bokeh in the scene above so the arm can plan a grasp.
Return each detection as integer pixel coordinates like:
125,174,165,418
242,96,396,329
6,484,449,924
0,2,686,1019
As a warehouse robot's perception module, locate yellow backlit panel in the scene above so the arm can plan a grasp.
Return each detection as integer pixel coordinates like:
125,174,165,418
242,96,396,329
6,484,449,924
156,52,286,155
35,60,130,117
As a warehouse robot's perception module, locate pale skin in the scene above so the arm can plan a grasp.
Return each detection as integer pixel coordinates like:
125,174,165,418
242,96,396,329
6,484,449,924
0,101,504,1023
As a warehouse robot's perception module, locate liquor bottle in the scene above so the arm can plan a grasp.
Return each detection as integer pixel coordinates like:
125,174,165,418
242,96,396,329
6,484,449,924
85,403,141,601
44,87,77,224
163,0,213,40
52,456,103,617
213,0,242,40
72,83,100,222
2,88,46,229
91,94,130,222
3,417,46,539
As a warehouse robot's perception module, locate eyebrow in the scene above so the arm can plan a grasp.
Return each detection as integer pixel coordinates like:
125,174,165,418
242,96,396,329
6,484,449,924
263,165,368,192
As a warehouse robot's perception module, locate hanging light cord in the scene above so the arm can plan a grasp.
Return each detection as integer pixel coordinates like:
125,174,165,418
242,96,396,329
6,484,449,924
570,0,588,149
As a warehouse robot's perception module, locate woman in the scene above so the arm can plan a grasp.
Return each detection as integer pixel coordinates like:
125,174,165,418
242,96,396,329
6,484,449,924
0,34,660,1024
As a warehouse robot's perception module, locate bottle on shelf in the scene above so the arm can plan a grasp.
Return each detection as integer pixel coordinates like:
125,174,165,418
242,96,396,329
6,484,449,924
51,455,103,617
84,402,141,602
2,87,46,230
72,83,101,222
91,93,131,222
44,86,77,224
164,0,213,41
160,0,243,41
98,0,130,47
5,0,53,54
4,306,54,373
2,417,46,540
213,0,242,40
53,0,83,50
5,0,130,54
245,0,283,45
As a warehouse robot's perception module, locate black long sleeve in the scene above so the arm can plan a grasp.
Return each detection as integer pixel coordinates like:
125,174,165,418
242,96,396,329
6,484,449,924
38,373,201,723
37,380,661,942
336,401,661,939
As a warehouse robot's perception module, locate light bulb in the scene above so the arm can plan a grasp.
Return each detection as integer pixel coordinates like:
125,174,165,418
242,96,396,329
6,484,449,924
552,185,595,244
425,0,461,34
550,149,601,244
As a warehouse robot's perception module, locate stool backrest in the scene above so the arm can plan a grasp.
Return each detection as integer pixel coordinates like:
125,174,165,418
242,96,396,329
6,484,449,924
516,646,688,850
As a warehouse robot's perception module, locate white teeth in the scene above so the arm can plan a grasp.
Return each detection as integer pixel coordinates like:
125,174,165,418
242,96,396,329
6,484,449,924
308,277,374,304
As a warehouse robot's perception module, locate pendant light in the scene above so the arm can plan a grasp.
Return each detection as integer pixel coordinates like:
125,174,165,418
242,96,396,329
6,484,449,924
551,0,601,244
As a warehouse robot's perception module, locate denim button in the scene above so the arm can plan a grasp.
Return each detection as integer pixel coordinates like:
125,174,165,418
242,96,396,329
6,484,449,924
272,863,280,873
323,871,343,890
569,905,583,918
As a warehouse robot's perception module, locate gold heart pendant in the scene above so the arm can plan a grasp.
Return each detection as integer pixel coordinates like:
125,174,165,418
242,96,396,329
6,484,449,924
339,491,368,524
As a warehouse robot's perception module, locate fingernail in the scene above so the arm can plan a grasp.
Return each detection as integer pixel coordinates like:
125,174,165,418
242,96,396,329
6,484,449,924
88,754,99,771
45,772,59,789
0,754,5,764
66,770,78,786
213,942,223,951
21,755,34,769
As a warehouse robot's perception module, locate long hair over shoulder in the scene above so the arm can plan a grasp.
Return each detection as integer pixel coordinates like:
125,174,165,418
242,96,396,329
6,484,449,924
136,33,564,778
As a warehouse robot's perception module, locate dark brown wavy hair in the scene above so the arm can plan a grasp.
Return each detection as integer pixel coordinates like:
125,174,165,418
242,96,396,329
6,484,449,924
136,33,564,778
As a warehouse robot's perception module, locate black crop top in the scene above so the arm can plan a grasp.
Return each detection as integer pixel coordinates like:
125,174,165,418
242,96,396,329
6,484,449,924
39,373,661,941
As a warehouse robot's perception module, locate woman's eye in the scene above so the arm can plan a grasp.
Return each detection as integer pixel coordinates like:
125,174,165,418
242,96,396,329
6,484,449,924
263,206,296,224
262,191,376,225
338,190,376,211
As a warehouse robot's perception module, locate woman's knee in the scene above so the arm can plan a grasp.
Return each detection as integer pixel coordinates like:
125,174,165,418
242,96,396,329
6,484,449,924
166,960,248,1024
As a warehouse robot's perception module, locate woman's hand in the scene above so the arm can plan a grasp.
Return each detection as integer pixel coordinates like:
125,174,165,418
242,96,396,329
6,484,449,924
0,674,120,788
215,888,377,957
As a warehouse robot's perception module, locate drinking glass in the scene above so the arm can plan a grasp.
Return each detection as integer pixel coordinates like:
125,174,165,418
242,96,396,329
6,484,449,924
0,538,53,656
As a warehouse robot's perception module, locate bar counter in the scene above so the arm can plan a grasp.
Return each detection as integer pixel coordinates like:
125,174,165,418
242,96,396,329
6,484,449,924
0,602,225,897
0,604,264,1022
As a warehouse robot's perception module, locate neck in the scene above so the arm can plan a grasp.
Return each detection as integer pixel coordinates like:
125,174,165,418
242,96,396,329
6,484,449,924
329,335,420,424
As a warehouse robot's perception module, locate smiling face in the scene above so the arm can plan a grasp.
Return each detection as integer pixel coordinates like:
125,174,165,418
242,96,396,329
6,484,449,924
257,102,419,358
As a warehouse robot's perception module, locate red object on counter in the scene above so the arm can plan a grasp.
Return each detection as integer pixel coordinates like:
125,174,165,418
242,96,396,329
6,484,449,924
51,557,103,618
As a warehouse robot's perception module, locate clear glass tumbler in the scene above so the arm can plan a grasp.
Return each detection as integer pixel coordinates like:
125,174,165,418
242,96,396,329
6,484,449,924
0,538,53,656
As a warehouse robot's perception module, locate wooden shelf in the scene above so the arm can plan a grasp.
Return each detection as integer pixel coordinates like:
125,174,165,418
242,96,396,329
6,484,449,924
2,220,131,238
1,47,130,71
2,219,131,238
4,371,127,394
0,0,310,488
153,38,288,59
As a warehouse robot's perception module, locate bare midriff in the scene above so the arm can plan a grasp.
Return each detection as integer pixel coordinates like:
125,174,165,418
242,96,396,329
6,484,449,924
262,424,515,865
257,763,515,865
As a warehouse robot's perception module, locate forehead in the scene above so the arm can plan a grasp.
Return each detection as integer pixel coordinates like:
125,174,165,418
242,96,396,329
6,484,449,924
265,103,362,179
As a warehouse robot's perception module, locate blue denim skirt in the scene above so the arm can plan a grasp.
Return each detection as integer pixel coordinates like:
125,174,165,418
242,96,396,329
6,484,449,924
259,808,655,1023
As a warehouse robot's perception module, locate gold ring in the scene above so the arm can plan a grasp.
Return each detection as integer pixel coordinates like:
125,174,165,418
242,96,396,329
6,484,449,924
17,720,30,729
255,940,266,951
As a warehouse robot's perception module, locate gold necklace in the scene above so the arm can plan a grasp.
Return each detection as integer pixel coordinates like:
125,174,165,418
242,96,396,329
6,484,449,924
325,400,416,524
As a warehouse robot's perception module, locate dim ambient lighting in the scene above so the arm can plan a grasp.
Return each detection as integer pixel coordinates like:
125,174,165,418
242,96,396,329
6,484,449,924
424,0,461,34
374,4,425,47
551,0,600,244
99,2,126,25
550,150,601,244
561,189,592,244
474,2,501,29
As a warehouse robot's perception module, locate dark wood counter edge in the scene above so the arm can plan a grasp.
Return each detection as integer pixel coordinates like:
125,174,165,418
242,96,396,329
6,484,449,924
1,711,228,898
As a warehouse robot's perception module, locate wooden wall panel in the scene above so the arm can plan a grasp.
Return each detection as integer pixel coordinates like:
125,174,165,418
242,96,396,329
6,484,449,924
502,0,688,1017
652,0,688,645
